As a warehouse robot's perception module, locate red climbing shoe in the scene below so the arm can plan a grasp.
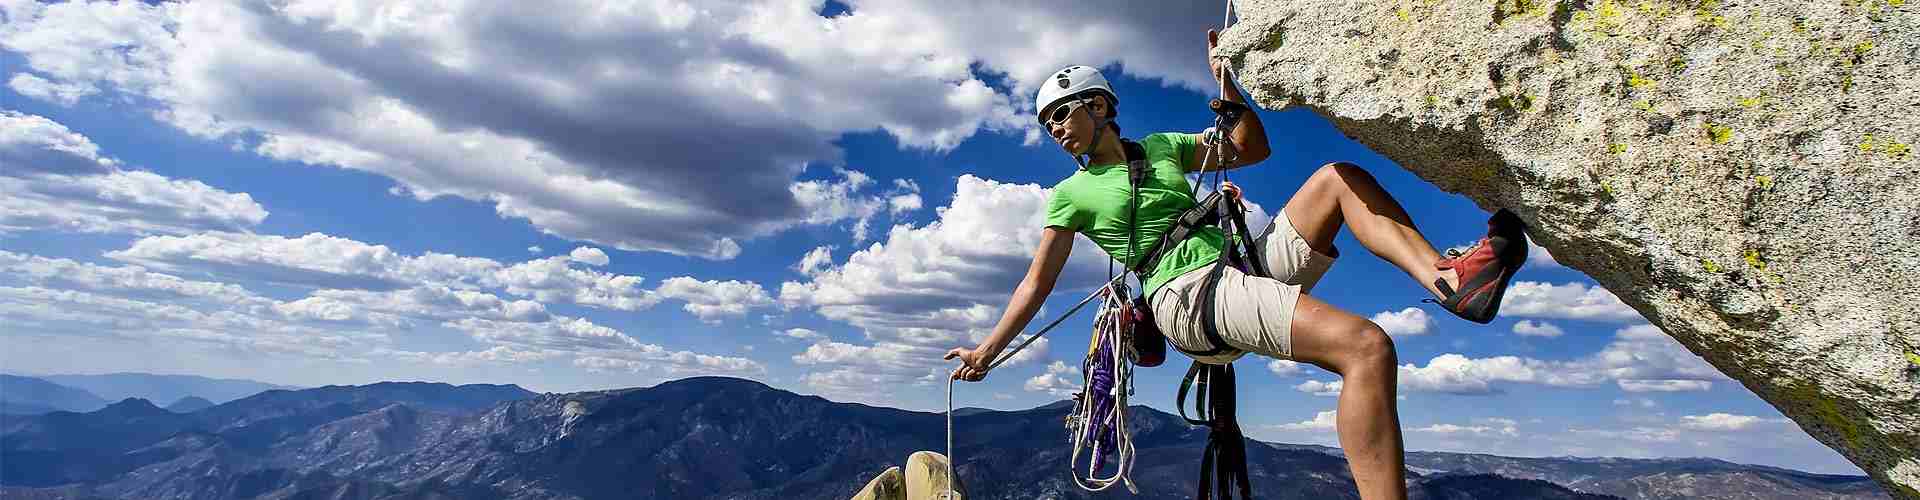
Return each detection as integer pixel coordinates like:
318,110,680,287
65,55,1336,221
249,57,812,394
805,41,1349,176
1434,209,1528,324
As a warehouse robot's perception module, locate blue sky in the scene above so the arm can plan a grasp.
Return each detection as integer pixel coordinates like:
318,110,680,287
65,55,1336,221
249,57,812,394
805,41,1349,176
0,0,1859,475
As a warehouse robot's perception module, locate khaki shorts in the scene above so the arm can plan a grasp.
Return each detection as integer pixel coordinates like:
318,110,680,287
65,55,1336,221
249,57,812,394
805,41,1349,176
1149,213,1338,364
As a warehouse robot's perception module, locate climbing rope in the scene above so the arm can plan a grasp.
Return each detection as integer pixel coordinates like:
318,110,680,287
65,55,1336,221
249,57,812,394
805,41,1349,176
1066,283,1139,492
942,273,1125,500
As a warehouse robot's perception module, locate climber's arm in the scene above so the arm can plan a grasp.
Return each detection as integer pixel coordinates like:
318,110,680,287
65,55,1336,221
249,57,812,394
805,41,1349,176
1186,29,1271,173
947,226,1075,381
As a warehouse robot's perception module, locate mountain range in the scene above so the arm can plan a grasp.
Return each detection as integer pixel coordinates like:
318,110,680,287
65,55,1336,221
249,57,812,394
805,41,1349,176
0,375,108,415
0,376,1888,500
33,373,300,405
0,373,298,416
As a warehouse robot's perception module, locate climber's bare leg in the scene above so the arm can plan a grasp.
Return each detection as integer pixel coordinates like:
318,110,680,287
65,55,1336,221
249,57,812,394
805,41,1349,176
1283,162,1456,298
1286,292,1408,500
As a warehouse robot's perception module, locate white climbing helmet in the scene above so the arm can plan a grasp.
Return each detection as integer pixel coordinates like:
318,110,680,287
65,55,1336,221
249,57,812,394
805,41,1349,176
1034,65,1117,122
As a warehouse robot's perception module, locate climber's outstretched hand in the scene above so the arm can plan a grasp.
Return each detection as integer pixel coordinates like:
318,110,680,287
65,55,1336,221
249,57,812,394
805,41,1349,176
945,347,991,382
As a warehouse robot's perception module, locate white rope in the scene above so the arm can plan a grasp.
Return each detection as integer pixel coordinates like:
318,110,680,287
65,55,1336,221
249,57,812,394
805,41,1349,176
945,376,957,500
1066,285,1138,493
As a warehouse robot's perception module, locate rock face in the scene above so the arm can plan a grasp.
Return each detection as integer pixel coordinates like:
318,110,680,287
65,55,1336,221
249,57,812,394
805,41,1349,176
1215,0,1918,496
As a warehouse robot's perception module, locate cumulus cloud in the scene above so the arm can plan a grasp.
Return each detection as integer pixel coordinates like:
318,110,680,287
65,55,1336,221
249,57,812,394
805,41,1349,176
1370,307,1432,336
774,328,826,342
526,245,543,254
1,245,762,378
573,347,765,377
1411,419,1519,437
0,110,116,173
447,316,641,352
0,251,266,306
1678,413,1786,431
1268,359,1305,377
1295,380,1343,396
568,246,610,266
0,111,267,235
1270,410,1340,431
1501,281,1643,322
1024,360,1078,397
1511,320,1565,338
1617,379,1713,392
106,230,793,324
1,0,1236,258
11,0,1246,258
277,286,550,326
1397,354,1551,394
793,246,836,277
109,231,502,289
778,175,1106,396
653,277,775,322
1394,324,1722,394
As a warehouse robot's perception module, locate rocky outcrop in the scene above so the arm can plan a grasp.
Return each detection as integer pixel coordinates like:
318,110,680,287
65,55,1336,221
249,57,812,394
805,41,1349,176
1216,0,1918,496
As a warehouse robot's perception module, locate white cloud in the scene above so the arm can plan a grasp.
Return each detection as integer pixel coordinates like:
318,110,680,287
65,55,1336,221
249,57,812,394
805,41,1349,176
794,245,836,277
1268,359,1304,377
778,175,1107,398
1398,354,1553,394
568,246,610,267
653,277,774,322
0,110,115,172
1501,281,1643,322
1411,421,1519,437
381,345,561,366
526,245,543,254
1,239,755,375
0,250,266,306
5,0,1104,259
1395,324,1722,394
1618,379,1713,392
0,111,267,235
8,73,95,105
774,328,826,342
278,286,550,325
1370,307,1432,336
889,193,924,215
0,284,375,363
448,316,641,352
1270,410,1340,431
105,232,666,311
792,167,892,242
1678,413,1786,431
1295,379,1343,396
572,346,764,377
1511,320,1565,338
1024,360,1077,397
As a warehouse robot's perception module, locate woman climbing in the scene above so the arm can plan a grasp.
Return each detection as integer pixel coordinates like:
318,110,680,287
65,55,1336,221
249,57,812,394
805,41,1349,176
942,29,1529,500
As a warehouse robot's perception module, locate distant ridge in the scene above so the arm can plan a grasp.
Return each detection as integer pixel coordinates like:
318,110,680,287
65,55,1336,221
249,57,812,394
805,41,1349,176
37,372,299,405
0,374,107,414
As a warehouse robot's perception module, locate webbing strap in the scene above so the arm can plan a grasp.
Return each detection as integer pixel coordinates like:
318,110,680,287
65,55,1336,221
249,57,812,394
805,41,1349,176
1176,363,1253,500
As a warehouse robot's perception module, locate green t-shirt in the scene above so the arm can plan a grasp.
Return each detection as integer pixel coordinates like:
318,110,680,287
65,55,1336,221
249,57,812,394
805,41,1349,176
1045,132,1225,296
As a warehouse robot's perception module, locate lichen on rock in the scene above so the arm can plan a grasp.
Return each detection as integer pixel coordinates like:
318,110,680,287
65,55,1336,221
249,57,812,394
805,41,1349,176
1217,0,1919,496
